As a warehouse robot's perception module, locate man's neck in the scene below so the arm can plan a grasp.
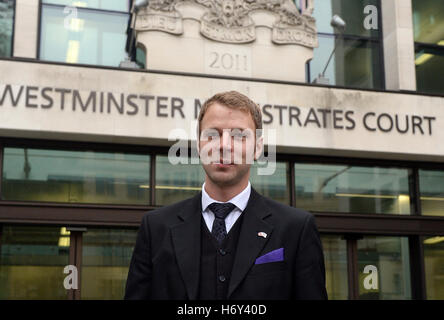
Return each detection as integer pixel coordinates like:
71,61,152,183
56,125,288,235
204,178,249,202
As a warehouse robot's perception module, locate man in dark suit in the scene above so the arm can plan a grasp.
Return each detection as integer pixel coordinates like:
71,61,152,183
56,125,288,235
125,91,327,300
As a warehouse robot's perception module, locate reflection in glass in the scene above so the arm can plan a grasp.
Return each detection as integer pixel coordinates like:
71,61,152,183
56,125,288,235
136,46,146,69
250,161,289,205
419,169,444,217
81,228,137,300
0,0,14,57
156,155,289,205
2,148,150,205
415,45,444,95
423,236,444,299
43,0,130,12
312,0,380,37
40,5,129,66
0,225,70,299
310,35,383,89
155,155,205,206
412,0,444,44
357,236,411,300
320,235,348,300
295,164,411,214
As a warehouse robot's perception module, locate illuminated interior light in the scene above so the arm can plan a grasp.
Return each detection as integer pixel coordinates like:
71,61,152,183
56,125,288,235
72,1,87,7
69,18,85,32
438,40,444,46
66,40,79,63
335,193,401,199
58,227,70,247
424,236,444,245
415,53,434,65
398,195,410,201
155,185,202,191
420,196,444,201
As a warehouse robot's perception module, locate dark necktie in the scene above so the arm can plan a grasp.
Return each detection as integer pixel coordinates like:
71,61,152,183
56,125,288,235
208,202,236,245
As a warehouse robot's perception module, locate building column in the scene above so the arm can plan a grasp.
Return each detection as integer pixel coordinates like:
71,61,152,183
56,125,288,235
13,0,39,58
381,0,417,91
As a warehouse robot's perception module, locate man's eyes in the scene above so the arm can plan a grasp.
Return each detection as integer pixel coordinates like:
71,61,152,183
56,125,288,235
202,132,219,138
201,130,251,139
232,132,248,138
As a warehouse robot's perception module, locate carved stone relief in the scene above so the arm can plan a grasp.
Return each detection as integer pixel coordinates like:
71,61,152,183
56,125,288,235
134,0,318,48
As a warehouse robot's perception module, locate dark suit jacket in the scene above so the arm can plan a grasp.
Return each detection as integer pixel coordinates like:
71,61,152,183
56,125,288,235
124,188,328,300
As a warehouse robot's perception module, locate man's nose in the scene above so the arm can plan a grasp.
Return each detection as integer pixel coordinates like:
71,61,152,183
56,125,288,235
220,130,232,151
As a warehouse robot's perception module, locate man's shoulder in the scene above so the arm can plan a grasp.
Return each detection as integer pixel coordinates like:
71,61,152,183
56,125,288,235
141,193,201,224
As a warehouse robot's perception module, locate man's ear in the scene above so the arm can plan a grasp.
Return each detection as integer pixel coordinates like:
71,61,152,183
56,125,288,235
196,128,200,154
254,135,264,161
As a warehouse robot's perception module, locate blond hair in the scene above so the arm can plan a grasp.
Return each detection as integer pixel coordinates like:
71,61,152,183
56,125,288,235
197,91,262,137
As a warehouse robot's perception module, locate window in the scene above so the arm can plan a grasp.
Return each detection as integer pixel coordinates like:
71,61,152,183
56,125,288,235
307,0,383,89
295,164,411,214
155,155,205,206
423,236,444,299
81,228,137,300
155,155,290,206
419,169,444,217
39,1,130,67
321,235,348,299
0,0,14,57
43,0,129,12
135,45,146,69
357,236,411,299
412,0,444,95
250,161,290,205
0,225,70,299
2,147,150,205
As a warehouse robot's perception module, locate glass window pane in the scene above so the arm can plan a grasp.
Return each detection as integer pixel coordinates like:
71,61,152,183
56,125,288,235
0,0,14,57
419,169,444,217
415,45,444,95
2,147,150,205
136,46,146,69
412,0,444,45
0,225,70,299
156,156,290,206
295,164,411,214
358,236,411,300
43,0,130,12
155,155,205,206
423,236,444,299
312,0,380,38
321,234,348,300
310,35,383,89
40,5,129,67
250,161,290,205
81,228,137,299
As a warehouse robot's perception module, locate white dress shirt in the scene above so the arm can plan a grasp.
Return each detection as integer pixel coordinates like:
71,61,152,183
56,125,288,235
201,181,251,233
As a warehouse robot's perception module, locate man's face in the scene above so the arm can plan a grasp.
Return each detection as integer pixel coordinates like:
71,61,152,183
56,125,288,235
199,103,261,188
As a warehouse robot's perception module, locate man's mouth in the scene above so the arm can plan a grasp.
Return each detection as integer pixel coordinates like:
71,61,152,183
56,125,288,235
214,160,235,167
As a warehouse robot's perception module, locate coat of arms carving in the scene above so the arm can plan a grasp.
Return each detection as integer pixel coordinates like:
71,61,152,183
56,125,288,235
134,0,318,48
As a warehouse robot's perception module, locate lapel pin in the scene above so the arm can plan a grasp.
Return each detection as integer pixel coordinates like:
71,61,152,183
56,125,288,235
258,232,267,239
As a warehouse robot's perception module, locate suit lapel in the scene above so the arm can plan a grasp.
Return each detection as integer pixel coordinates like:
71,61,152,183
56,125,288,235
227,189,273,298
170,192,202,300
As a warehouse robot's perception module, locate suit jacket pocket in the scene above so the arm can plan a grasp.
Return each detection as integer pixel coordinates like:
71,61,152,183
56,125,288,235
247,261,287,277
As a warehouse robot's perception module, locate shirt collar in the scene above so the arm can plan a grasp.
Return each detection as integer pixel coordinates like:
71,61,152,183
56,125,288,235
201,181,251,212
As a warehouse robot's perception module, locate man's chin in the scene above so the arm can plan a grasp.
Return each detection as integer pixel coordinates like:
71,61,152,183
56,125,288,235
206,171,238,186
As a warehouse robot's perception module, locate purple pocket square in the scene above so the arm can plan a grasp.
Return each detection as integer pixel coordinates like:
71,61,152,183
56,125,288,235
255,248,284,265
